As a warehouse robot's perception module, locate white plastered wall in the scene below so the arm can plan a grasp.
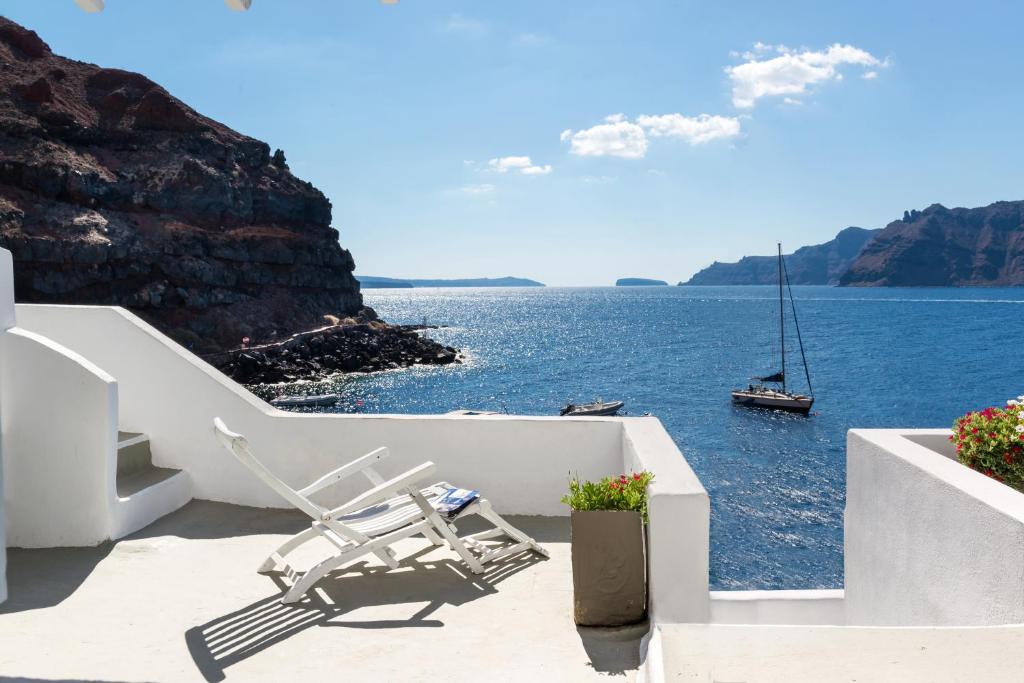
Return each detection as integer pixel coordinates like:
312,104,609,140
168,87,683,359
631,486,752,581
624,418,710,624
845,428,1024,626
0,247,13,602
0,328,118,547
15,305,624,515
15,303,712,622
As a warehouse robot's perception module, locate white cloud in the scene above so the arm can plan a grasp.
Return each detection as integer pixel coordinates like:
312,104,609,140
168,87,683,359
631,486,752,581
561,115,649,159
488,156,531,173
580,175,616,184
635,113,742,145
521,164,553,175
783,97,803,105
458,183,496,195
487,156,553,175
562,112,740,158
444,13,487,36
726,43,886,108
862,70,879,80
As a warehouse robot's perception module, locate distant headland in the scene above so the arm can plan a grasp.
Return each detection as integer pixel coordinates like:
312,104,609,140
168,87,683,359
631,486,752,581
683,227,878,285
683,199,1024,287
357,276,545,289
616,278,668,286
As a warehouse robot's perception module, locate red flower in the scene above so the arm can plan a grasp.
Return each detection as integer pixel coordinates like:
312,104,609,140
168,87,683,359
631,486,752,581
633,473,643,481
972,428,979,434
1005,452,1015,466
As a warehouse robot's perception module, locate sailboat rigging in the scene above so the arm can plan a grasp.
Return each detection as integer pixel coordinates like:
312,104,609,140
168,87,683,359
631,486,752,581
731,243,815,414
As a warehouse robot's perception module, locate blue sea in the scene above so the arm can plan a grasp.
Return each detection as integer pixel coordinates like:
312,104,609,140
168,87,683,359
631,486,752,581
298,286,1024,590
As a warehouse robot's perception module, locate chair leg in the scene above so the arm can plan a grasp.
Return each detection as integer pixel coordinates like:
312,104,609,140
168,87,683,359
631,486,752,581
422,525,446,547
373,547,401,569
258,526,321,574
429,512,485,574
476,500,550,559
281,550,355,604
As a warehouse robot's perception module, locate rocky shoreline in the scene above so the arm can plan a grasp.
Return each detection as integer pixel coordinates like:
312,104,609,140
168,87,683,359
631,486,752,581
210,315,461,385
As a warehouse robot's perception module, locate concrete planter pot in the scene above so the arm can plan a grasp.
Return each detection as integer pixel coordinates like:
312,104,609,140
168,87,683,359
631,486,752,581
570,510,647,626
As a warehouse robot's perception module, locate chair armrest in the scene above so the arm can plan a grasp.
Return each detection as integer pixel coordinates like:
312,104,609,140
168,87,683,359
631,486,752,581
298,446,390,497
322,462,437,520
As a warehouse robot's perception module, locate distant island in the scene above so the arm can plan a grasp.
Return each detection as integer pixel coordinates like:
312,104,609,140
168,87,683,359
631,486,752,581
357,276,545,289
683,227,878,285
616,278,668,286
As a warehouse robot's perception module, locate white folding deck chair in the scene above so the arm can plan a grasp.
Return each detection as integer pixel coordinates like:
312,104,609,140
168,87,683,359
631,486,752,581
213,418,548,603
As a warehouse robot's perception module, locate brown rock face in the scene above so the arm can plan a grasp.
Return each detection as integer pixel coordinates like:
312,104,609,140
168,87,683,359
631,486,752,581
840,201,1024,286
684,226,878,285
0,18,363,351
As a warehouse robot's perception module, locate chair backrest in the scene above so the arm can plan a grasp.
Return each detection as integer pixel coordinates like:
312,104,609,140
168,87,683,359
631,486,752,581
212,417,324,520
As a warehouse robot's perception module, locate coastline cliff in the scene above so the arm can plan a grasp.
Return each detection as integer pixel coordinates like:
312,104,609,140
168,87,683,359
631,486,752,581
840,201,1024,286
0,18,364,352
683,227,878,285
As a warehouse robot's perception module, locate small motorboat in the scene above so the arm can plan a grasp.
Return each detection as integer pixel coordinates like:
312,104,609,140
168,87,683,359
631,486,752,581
270,393,340,408
560,400,624,417
447,409,502,416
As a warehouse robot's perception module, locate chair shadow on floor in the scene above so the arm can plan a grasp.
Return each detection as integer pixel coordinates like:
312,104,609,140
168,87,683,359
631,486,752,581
185,546,544,683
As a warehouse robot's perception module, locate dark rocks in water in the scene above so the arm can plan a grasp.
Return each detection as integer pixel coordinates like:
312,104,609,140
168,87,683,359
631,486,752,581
683,227,879,285
0,17,362,351
213,320,462,385
840,201,1024,286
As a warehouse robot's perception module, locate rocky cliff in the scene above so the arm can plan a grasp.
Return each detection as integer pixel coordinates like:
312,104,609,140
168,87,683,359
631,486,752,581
840,201,1024,286
0,18,363,351
683,227,878,285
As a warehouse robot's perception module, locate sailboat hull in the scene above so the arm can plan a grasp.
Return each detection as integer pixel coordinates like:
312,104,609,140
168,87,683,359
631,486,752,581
731,390,813,414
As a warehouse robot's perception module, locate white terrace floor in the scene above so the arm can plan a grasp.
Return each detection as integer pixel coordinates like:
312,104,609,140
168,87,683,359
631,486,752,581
0,502,644,682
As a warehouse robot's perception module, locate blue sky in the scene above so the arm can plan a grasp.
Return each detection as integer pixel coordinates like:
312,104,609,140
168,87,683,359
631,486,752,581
5,1,1024,285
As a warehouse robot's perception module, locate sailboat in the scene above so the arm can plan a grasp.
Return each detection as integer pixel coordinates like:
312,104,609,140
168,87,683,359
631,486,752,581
731,243,815,414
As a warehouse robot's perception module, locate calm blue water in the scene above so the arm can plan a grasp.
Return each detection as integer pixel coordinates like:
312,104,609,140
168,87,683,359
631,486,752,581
295,286,1024,590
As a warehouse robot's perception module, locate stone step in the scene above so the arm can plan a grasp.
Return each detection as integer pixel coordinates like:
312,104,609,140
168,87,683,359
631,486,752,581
117,431,154,479
112,430,191,539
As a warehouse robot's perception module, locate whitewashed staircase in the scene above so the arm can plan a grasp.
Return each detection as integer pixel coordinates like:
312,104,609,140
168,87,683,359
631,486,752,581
112,431,191,539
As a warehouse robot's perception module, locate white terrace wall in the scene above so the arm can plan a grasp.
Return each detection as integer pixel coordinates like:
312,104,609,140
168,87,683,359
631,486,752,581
15,305,623,514
15,304,710,621
0,247,13,603
846,428,1024,626
624,418,710,623
0,328,118,547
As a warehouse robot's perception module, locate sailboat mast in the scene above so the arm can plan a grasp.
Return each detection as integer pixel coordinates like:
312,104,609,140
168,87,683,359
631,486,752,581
782,254,814,397
778,242,785,392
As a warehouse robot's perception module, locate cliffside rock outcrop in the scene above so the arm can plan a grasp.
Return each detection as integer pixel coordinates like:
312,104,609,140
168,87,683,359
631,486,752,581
684,227,878,285
840,201,1024,286
0,18,363,351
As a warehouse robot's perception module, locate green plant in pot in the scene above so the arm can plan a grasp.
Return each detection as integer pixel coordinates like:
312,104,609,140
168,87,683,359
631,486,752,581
562,471,654,627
